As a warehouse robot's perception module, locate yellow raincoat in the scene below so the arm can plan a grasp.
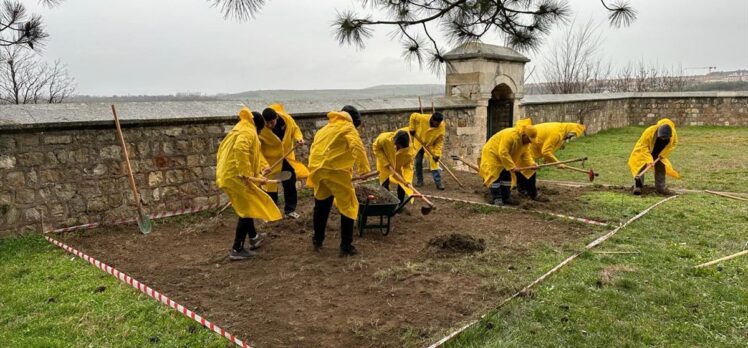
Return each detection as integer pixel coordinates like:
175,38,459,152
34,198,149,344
528,122,586,163
216,107,282,221
479,126,537,187
373,128,415,196
627,118,680,178
306,111,371,220
258,103,310,192
408,113,445,170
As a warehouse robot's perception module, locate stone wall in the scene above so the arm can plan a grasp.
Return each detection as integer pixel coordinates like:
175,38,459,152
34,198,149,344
627,96,748,127
519,92,748,132
0,106,475,237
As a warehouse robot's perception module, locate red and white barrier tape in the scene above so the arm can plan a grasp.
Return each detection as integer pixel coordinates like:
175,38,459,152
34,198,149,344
423,194,611,227
426,195,679,348
49,202,225,234
44,235,250,348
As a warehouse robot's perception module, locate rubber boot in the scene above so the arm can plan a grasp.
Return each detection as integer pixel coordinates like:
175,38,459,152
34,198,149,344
500,185,520,206
633,176,643,195
489,182,502,205
654,161,673,195
432,170,444,190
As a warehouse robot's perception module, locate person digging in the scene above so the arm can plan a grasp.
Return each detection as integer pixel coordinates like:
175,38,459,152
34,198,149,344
373,128,416,211
216,107,282,261
409,111,446,190
259,104,309,219
479,124,544,206
516,118,586,197
628,118,680,195
306,105,371,256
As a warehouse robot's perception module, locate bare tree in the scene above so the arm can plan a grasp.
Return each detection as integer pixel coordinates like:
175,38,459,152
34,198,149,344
542,19,607,94
0,47,75,104
0,1,57,49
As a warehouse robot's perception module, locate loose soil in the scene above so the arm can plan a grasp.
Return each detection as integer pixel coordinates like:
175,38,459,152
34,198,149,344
354,183,400,205
427,233,485,255
61,184,600,348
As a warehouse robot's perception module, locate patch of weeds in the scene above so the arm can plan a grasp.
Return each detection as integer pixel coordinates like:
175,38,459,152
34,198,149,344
374,262,431,282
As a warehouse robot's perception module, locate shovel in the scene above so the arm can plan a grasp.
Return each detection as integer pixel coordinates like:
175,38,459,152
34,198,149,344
353,170,379,182
388,166,435,215
412,133,464,187
450,154,481,173
112,105,152,234
267,143,301,171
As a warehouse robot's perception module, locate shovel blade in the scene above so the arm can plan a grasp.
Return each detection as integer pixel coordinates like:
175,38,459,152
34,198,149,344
420,205,433,216
138,215,153,234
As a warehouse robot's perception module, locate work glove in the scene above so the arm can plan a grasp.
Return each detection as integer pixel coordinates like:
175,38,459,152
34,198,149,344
409,129,416,136
432,156,440,162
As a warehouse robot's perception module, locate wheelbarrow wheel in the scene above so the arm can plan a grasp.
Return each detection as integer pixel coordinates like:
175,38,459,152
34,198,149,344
381,215,391,236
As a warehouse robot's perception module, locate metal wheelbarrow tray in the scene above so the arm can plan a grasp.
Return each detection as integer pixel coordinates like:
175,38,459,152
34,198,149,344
354,182,414,236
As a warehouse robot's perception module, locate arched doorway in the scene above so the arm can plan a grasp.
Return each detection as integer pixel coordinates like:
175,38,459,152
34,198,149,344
487,84,514,139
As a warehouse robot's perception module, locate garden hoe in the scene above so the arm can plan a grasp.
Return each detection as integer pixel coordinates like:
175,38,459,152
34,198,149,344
561,165,599,182
450,154,480,173
388,166,435,215
515,157,589,171
635,157,662,182
112,105,152,234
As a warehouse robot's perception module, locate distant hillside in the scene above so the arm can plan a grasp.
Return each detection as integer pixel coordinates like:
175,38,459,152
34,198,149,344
69,84,445,103
217,84,444,102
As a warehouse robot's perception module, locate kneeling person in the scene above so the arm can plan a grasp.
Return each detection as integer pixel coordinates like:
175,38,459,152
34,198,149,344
216,108,283,261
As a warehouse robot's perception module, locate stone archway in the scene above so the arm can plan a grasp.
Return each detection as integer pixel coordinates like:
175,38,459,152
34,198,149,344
487,83,514,139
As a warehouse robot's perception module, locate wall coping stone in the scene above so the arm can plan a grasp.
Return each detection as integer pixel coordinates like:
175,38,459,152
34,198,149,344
0,97,478,132
522,91,748,105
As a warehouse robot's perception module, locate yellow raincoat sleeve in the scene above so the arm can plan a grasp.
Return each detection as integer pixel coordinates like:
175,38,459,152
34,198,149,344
234,135,254,179
497,135,518,170
408,113,422,132
347,129,371,174
288,114,304,142
540,132,562,163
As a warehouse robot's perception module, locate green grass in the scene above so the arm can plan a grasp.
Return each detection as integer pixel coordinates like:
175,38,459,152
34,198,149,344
445,194,748,347
2,126,747,347
0,235,226,347
541,126,748,192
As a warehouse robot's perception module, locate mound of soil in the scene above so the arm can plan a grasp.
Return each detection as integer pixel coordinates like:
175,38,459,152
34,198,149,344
355,183,400,204
427,233,486,254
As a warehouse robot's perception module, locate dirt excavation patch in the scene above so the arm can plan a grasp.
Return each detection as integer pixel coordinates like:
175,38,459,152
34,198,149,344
427,233,485,255
354,182,399,204
61,193,598,348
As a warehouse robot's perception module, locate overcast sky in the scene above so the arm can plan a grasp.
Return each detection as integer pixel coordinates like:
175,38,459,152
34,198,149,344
24,0,748,96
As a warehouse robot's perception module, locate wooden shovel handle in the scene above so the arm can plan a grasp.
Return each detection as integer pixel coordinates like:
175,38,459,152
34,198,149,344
636,157,662,179
111,105,146,218
516,157,588,171
268,143,300,170
413,134,464,187
388,166,434,208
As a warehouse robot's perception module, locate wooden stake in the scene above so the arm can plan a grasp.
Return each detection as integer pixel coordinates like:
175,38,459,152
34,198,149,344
431,98,435,113
704,190,748,202
418,96,423,113
694,249,748,268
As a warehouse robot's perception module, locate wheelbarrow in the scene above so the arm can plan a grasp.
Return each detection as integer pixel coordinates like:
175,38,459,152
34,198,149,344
355,183,414,236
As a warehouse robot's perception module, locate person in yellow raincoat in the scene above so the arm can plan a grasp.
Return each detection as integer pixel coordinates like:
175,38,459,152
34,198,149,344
627,118,680,195
479,124,541,206
373,128,415,205
259,104,309,219
306,105,371,256
516,118,585,197
408,112,446,190
216,107,283,261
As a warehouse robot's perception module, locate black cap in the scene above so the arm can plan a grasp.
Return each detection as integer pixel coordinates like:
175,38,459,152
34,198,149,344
656,124,672,138
342,105,362,128
261,108,278,122
394,130,410,149
252,111,265,133
431,112,444,123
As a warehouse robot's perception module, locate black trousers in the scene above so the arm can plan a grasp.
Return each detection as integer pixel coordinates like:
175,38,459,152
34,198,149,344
490,170,513,203
313,196,354,249
382,178,407,203
232,218,257,251
268,160,297,214
515,172,538,198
